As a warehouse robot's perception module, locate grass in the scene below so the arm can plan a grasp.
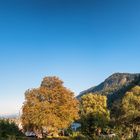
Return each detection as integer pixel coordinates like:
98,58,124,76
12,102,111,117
1,134,140,140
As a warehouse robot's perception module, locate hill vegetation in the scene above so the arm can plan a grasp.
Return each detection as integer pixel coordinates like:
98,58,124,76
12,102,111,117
77,73,140,139
0,119,24,139
78,73,140,104
1,73,140,140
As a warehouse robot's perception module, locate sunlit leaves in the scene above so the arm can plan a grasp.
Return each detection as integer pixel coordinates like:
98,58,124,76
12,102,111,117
121,86,140,124
21,77,79,135
80,93,110,136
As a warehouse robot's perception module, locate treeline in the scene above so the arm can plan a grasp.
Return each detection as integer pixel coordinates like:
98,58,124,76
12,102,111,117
20,76,140,140
0,76,139,140
80,86,140,139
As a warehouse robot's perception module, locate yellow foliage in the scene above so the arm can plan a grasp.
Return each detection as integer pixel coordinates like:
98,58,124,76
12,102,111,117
81,93,110,120
121,86,140,122
21,77,79,133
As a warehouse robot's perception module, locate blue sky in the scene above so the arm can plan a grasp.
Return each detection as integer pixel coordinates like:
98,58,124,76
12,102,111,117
0,0,140,114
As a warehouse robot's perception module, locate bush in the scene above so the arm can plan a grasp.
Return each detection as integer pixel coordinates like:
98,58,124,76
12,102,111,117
0,119,24,139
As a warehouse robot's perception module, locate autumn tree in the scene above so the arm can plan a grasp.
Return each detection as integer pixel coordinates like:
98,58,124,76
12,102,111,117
80,93,110,136
21,76,79,137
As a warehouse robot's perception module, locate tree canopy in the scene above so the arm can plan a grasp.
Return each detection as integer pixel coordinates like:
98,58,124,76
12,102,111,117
80,93,110,136
0,119,23,138
120,86,140,125
21,76,79,137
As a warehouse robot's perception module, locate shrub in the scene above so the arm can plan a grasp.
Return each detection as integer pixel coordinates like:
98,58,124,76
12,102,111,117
0,119,24,139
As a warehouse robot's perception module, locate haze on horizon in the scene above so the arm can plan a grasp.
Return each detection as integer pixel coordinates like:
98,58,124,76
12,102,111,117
0,0,140,115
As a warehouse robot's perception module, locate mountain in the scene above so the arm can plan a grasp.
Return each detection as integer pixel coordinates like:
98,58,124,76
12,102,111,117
77,73,140,103
0,113,18,119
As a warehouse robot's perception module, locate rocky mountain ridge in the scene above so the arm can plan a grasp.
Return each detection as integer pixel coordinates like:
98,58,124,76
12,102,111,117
78,73,140,100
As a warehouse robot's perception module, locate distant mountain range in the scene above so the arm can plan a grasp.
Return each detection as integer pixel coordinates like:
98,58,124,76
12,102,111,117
77,73,140,105
0,113,18,119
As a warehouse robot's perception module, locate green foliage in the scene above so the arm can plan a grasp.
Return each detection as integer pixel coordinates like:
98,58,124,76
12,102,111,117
44,135,89,140
111,86,140,125
108,74,140,107
110,85,140,139
80,93,110,137
121,86,140,123
0,119,23,139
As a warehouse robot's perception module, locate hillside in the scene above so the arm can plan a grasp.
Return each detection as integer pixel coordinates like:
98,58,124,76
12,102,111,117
77,73,140,102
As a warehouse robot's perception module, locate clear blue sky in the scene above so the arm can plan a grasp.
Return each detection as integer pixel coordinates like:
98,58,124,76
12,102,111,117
0,0,140,115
